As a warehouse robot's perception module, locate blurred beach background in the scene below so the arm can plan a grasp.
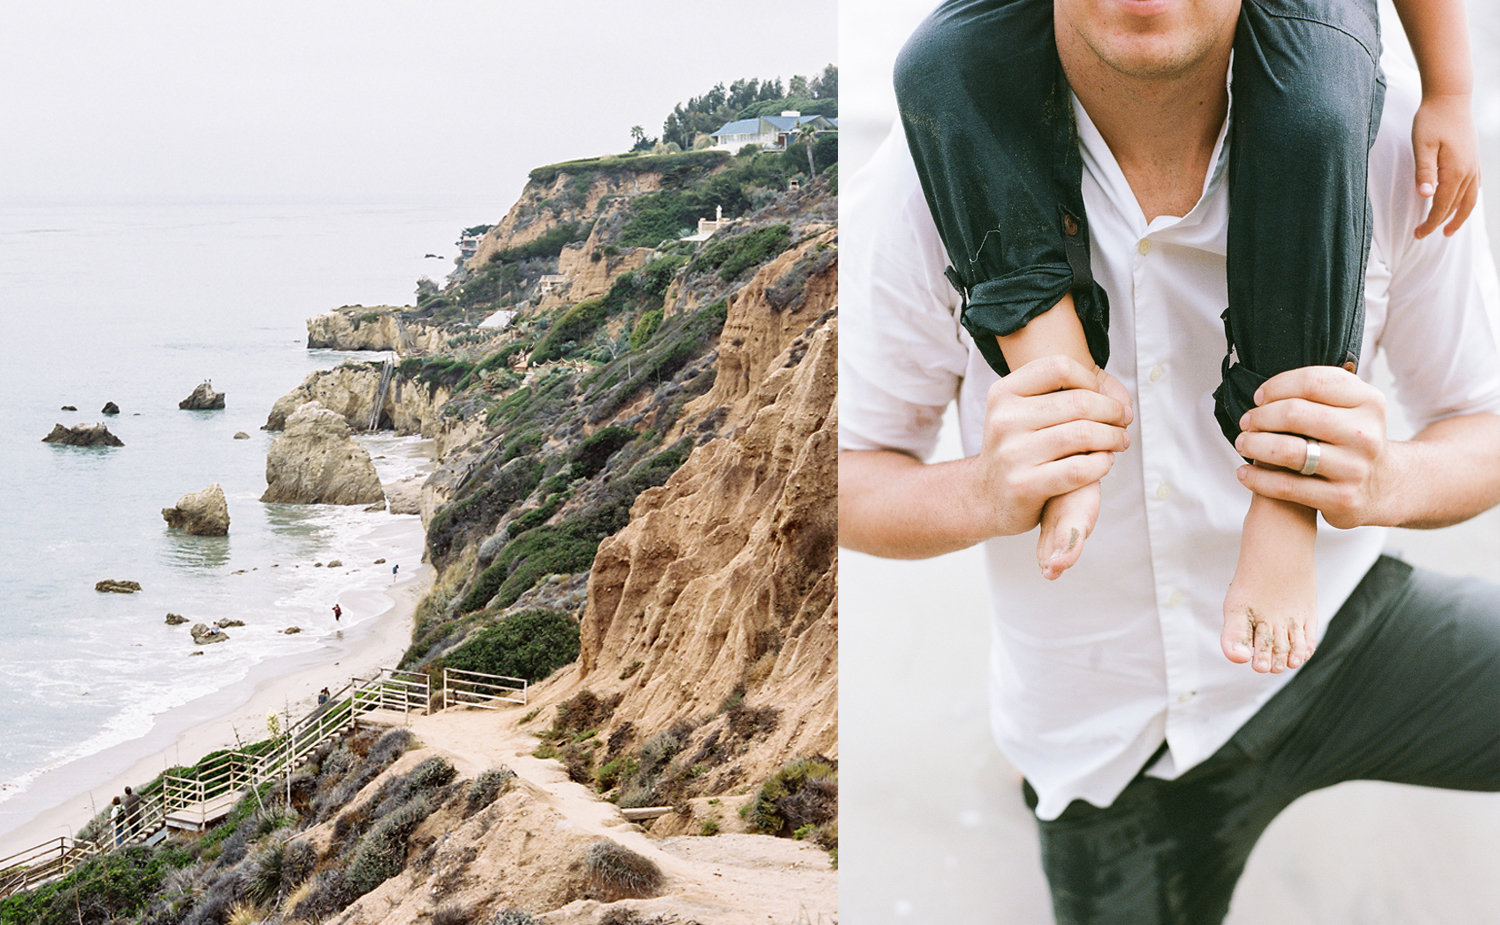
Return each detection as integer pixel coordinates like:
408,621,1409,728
839,1,1500,922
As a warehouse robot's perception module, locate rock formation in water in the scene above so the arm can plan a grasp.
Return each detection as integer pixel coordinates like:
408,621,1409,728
102,402,119,415
165,613,187,625
161,483,230,536
43,423,123,447
179,380,225,410
261,401,385,505
95,579,141,593
190,623,228,645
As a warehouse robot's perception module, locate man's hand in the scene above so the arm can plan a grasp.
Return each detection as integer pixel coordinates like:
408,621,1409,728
1233,366,1500,532
838,354,1133,559
972,355,1133,537
1232,366,1391,529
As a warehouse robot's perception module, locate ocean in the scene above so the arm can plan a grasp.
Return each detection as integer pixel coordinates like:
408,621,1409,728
0,199,482,840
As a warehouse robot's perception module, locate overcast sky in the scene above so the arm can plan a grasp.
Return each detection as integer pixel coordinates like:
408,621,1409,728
0,1,835,209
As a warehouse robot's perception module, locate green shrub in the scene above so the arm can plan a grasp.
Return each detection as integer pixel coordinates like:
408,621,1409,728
630,308,663,350
0,845,190,925
488,222,589,263
345,796,432,898
242,840,285,905
465,767,516,816
747,756,838,838
442,610,580,682
687,224,792,281
508,492,567,537
570,425,637,480
531,297,608,364
595,755,639,792
408,756,457,793
582,839,663,901
427,458,544,566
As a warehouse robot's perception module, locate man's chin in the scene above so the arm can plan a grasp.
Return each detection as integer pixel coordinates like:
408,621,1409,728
1059,0,1239,81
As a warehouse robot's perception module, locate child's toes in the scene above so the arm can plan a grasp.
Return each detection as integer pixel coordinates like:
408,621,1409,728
1220,609,1254,665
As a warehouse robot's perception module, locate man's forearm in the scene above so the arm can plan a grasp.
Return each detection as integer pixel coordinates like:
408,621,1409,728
838,449,994,559
1374,413,1500,529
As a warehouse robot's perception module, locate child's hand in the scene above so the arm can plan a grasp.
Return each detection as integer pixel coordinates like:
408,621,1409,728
1412,93,1480,239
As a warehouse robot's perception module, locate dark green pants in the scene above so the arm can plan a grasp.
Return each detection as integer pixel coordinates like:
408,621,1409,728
894,0,1384,448
1028,557,1500,924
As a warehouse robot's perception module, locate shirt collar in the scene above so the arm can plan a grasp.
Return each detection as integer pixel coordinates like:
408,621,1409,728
1070,58,1233,237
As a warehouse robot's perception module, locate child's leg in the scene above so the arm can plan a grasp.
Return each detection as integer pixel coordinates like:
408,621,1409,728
895,0,1111,379
1217,0,1382,670
1217,0,1382,441
1223,494,1319,671
896,0,1112,576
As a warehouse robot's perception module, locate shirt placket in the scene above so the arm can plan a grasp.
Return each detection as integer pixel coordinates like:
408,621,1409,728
1131,225,1203,769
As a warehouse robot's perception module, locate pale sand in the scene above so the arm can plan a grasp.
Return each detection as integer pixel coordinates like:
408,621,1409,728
0,561,433,860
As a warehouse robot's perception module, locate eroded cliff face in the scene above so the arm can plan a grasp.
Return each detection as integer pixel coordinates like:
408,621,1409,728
306,307,443,353
468,169,665,270
549,221,653,308
532,233,838,790
265,364,482,458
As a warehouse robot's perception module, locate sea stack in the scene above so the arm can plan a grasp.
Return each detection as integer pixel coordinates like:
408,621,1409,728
43,423,123,447
162,484,230,536
261,401,384,505
179,380,225,410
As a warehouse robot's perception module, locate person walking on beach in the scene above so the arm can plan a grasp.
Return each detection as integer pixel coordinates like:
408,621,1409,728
331,603,341,622
109,795,123,848
391,563,399,584
121,785,141,842
840,0,1500,920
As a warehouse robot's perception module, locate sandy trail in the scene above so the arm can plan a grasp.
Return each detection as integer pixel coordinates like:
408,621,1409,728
402,707,837,925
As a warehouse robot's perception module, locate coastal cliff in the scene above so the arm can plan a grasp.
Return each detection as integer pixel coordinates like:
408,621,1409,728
305,307,444,353
7,84,841,922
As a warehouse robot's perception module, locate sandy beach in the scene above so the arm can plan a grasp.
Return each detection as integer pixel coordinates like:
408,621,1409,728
0,554,433,861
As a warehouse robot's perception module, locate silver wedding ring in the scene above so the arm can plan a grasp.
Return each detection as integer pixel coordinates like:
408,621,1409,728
1299,438,1321,476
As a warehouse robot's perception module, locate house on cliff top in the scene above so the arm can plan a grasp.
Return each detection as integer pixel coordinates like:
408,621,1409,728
710,111,836,152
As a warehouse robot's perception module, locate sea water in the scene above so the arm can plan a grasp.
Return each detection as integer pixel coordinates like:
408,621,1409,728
0,199,481,833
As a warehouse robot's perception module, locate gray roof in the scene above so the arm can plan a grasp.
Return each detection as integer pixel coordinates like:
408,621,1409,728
711,113,837,138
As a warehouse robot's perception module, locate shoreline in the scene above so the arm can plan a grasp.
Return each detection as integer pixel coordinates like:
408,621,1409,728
0,557,433,860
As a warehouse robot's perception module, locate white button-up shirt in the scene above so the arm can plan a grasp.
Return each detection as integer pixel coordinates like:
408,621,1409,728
840,59,1500,820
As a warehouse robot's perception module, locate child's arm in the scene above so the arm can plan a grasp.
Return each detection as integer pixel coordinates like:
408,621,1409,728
1392,0,1479,238
994,292,1100,381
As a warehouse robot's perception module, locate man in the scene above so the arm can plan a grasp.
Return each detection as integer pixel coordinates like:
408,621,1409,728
121,785,141,841
839,0,1500,921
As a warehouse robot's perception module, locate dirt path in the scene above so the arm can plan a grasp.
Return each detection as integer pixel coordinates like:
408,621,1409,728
390,708,837,925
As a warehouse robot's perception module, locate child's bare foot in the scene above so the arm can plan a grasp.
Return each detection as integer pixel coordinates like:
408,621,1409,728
1221,495,1318,673
1037,481,1099,580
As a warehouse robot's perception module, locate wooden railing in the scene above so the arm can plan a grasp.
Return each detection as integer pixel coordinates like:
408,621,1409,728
0,837,96,900
0,664,452,899
442,667,527,710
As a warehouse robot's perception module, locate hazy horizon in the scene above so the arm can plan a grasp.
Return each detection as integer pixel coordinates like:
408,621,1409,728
1,1,836,212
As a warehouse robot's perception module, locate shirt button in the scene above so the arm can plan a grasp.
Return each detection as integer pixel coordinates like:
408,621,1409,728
1168,590,1185,606
1177,691,1195,704
1156,483,1171,500
1149,364,1164,382
1138,239,1152,255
